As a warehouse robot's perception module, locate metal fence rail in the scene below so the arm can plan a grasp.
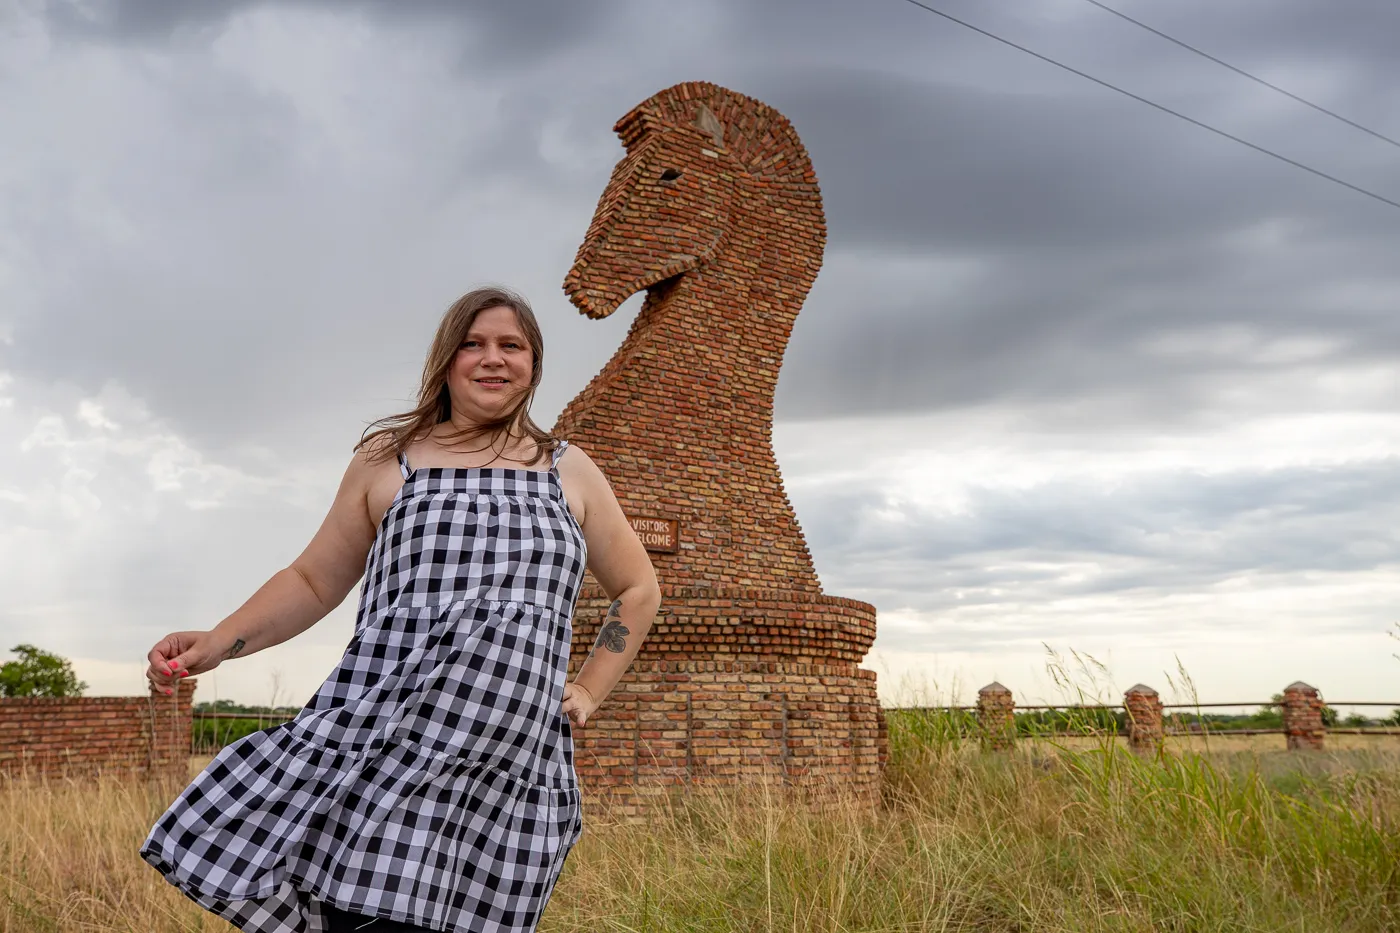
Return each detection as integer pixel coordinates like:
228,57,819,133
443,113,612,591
191,693,1399,752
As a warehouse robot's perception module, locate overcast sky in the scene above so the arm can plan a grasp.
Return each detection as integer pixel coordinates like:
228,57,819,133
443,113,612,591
3,0,1398,714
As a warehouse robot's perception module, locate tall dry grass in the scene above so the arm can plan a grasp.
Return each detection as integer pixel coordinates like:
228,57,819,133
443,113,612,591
0,770,228,932
544,723,1400,932
2,725,1397,932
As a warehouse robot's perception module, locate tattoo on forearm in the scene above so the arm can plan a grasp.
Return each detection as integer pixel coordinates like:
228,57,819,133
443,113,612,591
225,639,246,660
593,600,629,655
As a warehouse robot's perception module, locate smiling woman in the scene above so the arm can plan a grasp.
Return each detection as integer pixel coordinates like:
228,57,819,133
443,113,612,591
136,285,661,933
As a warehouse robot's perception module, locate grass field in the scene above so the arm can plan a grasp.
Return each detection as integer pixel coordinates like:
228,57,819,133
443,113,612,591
1,719,1396,932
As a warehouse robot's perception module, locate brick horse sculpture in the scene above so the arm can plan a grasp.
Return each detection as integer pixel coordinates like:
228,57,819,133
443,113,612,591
554,81,885,811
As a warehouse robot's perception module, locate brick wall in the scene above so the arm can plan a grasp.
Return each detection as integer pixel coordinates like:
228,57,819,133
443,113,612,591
0,679,195,781
555,81,884,808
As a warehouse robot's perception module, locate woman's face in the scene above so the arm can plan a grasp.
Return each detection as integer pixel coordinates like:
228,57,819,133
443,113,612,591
447,305,534,425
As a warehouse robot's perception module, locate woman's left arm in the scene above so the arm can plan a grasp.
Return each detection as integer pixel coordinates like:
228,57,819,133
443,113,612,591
557,445,661,727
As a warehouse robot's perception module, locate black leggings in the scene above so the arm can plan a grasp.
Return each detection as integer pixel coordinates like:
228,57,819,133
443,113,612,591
320,900,436,932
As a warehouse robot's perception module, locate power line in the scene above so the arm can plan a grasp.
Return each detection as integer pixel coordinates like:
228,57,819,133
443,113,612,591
894,0,1400,213
1083,0,1400,151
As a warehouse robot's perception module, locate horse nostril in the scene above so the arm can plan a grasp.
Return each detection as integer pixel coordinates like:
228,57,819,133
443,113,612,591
659,168,682,182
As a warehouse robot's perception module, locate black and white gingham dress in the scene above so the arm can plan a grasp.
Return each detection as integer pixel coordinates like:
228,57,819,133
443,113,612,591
141,443,587,932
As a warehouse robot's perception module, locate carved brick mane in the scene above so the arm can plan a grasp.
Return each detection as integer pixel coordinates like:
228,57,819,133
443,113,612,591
555,82,883,810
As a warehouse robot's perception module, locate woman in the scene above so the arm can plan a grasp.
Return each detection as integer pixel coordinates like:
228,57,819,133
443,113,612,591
140,286,660,933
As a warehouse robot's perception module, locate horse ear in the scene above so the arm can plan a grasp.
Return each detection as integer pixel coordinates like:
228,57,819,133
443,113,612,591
694,104,724,148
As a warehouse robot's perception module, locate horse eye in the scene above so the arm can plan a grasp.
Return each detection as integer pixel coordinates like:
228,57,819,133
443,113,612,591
659,168,682,182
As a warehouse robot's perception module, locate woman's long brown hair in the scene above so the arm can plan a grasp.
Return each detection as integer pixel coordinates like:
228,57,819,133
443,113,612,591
356,286,558,466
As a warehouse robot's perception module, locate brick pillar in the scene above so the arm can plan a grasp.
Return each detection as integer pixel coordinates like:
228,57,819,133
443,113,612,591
977,682,1015,751
1282,681,1325,751
147,677,197,781
1123,684,1163,755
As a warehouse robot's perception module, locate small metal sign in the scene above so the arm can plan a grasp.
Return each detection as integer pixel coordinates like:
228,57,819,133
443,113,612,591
628,516,679,553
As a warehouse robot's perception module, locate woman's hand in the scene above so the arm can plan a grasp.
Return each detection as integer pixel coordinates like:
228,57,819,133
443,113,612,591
146,630,229,695
561,681,600,727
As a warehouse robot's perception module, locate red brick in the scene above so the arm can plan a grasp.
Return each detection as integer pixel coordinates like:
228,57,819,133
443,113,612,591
0,680,196,781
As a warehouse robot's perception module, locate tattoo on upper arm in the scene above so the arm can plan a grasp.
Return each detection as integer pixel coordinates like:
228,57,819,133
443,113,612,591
593,599,630,654
225,639,246,660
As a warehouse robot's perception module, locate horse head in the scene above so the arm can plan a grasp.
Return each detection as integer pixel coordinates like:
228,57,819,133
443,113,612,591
564,97,742,319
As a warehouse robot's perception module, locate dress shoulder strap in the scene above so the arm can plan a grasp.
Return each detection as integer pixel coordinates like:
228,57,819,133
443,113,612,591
550,440,570,471
396,450,411,480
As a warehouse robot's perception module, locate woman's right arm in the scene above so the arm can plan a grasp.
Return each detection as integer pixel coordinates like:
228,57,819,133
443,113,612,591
145,447,385,694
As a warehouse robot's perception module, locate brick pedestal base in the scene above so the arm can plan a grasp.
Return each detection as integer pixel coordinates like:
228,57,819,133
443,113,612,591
569,582,883,815
569,659,883,817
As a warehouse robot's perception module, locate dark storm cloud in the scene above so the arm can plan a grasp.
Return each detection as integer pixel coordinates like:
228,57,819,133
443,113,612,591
27,0,1400,434
16,1,1400,445
741,0,1400,256
1155,0,1400,74
42,0,626,61
15,0,660,469
758,36,1400,419
42,0,251,42
776,231,1400,422
740,3,1400,247
771,65,1395,255
7,5,625,460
